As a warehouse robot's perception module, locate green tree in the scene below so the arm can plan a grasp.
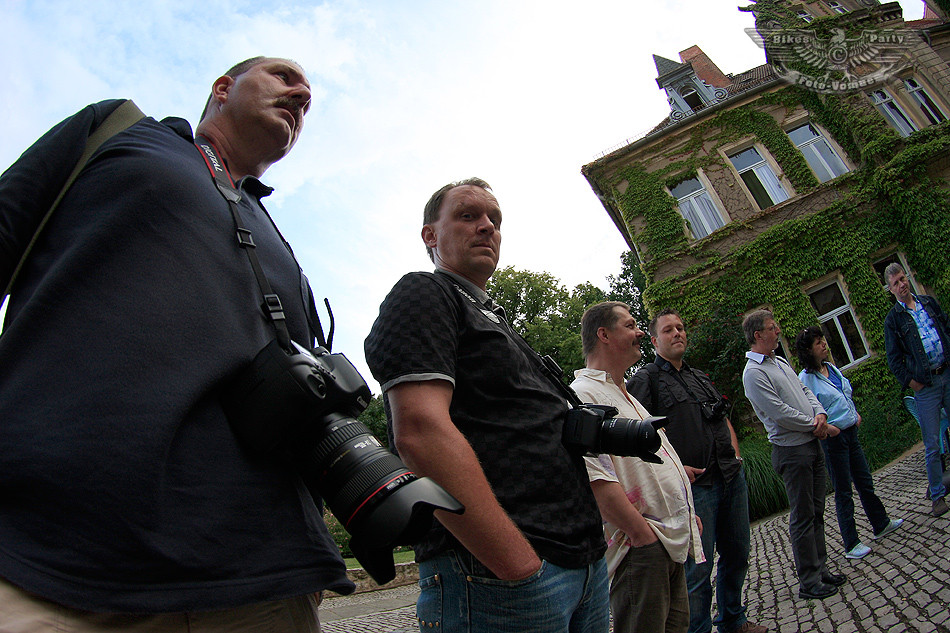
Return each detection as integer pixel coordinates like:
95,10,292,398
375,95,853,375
607,250,654,370
357,394,389,448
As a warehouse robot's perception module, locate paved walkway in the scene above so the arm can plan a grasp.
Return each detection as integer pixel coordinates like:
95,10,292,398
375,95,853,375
320,447,950,632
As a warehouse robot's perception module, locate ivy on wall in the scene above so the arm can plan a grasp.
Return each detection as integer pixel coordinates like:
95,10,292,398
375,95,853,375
591,3,950,469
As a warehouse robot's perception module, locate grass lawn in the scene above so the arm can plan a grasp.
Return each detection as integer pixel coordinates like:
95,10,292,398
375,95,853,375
345,549,415,570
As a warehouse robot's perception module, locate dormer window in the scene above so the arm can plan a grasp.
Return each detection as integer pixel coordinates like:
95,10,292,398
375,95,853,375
797,10,814,22
679,85,704,111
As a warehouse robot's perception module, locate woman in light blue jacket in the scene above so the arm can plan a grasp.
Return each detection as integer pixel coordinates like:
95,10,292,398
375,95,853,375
795,326,902,560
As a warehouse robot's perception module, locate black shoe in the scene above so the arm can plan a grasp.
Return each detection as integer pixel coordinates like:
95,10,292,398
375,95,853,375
821,572,847,587
799,582,838,600
933,496,949,517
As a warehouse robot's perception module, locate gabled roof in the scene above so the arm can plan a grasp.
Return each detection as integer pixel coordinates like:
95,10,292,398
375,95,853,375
653,54,691,86
642,63,778,137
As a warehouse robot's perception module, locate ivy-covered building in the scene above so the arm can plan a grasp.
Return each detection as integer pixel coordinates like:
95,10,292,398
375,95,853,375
581,0,950,457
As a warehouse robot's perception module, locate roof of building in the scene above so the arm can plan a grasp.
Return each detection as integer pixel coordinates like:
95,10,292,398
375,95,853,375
643,63,778,137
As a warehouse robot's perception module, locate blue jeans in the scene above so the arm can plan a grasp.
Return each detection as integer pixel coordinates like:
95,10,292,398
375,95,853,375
821,425,890,550
685,468,751,633
914,371,950,500
416,550,609,633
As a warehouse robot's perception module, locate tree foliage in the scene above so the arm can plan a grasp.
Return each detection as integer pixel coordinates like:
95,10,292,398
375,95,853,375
486,253,649,381
357,394,389,448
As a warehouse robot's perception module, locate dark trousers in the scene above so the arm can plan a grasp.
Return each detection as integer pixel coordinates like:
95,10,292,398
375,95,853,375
771,440,828,590
821,425,890,551
685,469,751,633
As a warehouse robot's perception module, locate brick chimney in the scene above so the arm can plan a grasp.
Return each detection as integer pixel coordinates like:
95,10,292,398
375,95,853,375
679,46,730,88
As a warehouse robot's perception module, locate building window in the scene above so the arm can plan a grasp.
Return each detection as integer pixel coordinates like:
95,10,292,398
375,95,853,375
870,88,918,137
873,252,923,303
904,78,946,126
679,85,704,111
797,10,814,22
827,1,848,14
669,176,726,239
728,147,790,209
807,280,869,368
787,123,850,182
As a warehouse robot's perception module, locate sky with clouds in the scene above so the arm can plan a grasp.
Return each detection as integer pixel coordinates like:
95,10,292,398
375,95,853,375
0,0,925,390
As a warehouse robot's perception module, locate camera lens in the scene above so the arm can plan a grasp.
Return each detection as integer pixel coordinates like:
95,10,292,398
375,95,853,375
293,412,415,530
599,416,663,458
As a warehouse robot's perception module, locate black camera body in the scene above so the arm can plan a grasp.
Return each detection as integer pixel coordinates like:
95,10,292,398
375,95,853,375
700,396,729,426
222,339,463,585
562,403,668,464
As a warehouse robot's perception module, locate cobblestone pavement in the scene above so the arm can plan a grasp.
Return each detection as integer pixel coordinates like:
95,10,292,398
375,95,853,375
320,447,950,632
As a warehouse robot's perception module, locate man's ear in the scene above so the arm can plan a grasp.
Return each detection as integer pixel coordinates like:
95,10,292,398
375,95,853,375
597,326,610,344
651,335,658,347
422,225,437,250
209,75,235,109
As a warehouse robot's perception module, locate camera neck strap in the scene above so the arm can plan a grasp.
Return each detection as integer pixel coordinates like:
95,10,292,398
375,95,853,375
435,271,584,408
194,135,292,351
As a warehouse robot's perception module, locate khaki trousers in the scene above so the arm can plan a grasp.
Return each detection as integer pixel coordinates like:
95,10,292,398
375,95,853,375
0,576,322,633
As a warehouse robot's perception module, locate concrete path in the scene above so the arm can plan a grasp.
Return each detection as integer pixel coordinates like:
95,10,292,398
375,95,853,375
320,447,950,632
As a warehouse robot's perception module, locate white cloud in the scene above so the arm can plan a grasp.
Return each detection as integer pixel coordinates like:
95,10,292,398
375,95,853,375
0,0,930,386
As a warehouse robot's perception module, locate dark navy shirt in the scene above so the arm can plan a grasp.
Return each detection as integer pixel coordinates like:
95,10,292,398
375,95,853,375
0,100,353,611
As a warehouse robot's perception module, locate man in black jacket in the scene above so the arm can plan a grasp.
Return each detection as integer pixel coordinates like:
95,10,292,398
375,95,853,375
628,308,765,633
0,57,354,630
884,263,950,516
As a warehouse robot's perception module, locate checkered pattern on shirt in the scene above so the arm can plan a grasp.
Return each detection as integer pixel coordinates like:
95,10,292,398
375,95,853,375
364,272,606,568
907,297,946,368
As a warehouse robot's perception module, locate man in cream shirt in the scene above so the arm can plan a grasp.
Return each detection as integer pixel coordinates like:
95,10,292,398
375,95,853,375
573,301,703,633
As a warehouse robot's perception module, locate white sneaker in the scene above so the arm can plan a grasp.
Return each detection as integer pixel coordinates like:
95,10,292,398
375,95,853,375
845,543,871,559
873,518,904,539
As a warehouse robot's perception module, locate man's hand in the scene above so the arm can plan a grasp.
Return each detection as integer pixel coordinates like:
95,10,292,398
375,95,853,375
387,380,542,580
590,479,658,548
813,416,831,439
856,413,862,427
826,425,841,437
683,465,705,483
910,379,925,392
696,515,703,536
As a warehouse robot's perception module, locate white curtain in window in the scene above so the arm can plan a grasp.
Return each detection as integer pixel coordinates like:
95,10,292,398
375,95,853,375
680,191,724,239
752,164,789,205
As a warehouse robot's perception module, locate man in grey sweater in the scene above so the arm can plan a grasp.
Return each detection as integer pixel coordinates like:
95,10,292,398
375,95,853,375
741,310,845,601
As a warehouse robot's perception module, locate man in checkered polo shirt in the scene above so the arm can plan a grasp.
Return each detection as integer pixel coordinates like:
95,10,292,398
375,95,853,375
365,178,609,633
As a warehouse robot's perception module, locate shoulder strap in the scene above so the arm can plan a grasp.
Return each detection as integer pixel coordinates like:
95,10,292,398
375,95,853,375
2,100,146,301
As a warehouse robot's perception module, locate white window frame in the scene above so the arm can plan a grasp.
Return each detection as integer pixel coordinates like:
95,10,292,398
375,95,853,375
786,121,850,183
797,10,814,22
870,88,918,137
806,277,870,369
903,78,947,126
669,171,727,240
827,1,848,14
727,145,790,210
874,251,925,299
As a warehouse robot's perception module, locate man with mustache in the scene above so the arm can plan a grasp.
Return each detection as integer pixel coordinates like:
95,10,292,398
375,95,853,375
574,301,703,633
365,178,609,633
0,57,353,630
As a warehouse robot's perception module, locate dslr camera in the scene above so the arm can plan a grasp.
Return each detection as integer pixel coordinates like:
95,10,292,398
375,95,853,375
534,354,669,463
222,339,463,585
700,396,729,425
562,404,668,463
